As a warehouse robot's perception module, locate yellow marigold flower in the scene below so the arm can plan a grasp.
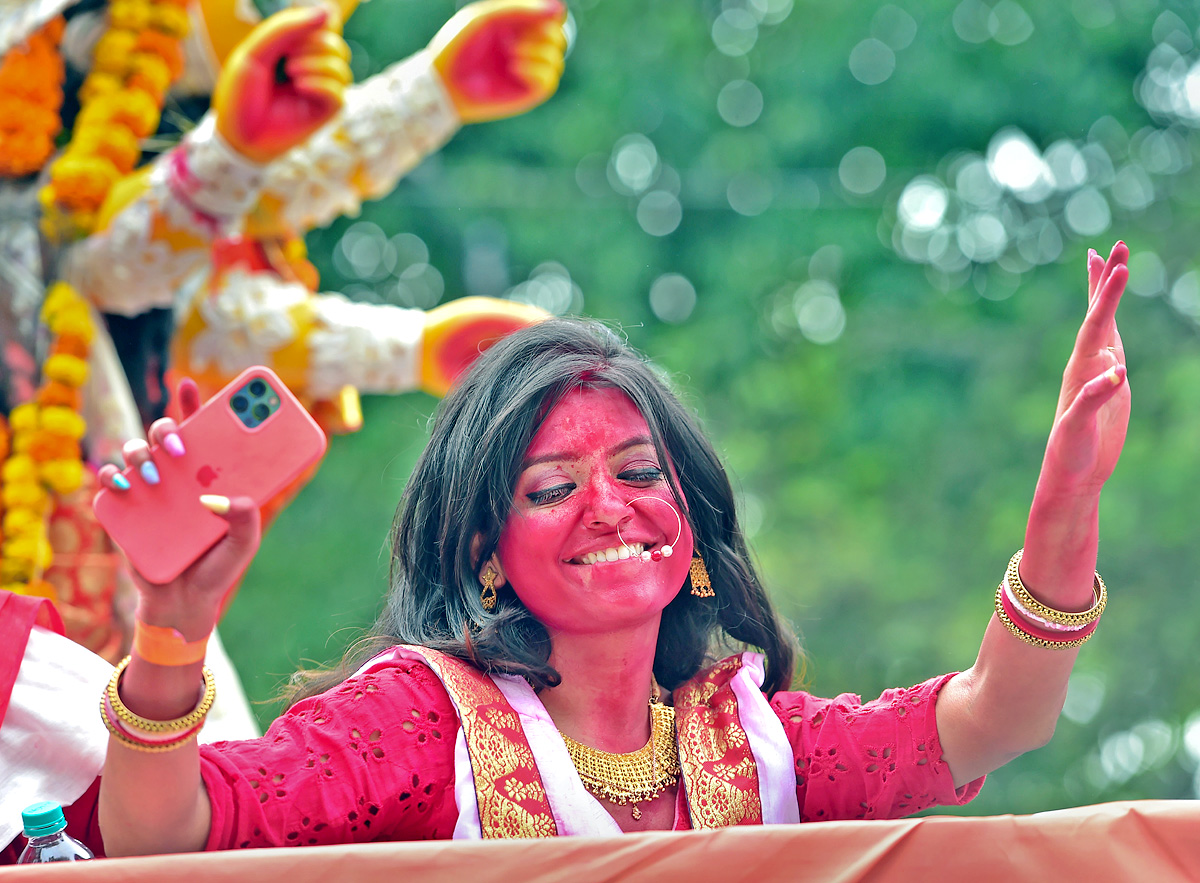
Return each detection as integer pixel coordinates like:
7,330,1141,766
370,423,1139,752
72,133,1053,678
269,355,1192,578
9,403,39,433
92,31,137,75
41,280,78,319
109,0,152,31
44,353,89,387
1,454,38,482
4,533,41,563
51,306,96,343
1,557,34,582
35,535,54,570
149,4,190,38
79,72,122,104
11,433,32,454
3,506,42,537
2,480,47,509
71,124,140,175
40,407,86,439
40,459,85,495
128,52,171,101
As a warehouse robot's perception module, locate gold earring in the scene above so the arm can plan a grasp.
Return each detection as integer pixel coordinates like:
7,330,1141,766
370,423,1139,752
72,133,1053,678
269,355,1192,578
480,569,498,611
689,554,713,598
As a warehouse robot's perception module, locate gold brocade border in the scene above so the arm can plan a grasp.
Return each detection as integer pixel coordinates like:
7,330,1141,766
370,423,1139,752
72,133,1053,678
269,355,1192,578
400,646,557,839
673,655,764,828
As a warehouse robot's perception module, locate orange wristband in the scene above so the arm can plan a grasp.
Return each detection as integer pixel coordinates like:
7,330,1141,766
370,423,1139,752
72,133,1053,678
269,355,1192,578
132,620,210,666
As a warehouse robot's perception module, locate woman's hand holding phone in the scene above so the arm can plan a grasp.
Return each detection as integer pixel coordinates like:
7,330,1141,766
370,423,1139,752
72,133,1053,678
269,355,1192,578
94,369,327,641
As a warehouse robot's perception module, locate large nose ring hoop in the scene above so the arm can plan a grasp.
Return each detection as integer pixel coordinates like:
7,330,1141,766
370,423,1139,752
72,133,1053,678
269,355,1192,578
616,496,683,562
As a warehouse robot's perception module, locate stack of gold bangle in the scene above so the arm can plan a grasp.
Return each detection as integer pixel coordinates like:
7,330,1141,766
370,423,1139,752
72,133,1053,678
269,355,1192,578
994,549,1107,650
100,656,217,753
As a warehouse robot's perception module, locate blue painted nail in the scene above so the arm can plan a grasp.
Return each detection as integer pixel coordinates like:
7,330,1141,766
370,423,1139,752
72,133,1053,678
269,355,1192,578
140,461,160,485
113,474,131,491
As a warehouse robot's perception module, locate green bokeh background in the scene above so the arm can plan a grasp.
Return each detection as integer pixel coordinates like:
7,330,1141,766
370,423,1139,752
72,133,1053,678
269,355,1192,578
219,0,1200,817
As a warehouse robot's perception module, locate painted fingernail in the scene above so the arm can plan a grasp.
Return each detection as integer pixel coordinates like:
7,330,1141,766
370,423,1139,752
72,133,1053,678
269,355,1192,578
163,433,185,457
140,461,160,485
1106,366,1122,384
199,495,230,515
112,474,131,491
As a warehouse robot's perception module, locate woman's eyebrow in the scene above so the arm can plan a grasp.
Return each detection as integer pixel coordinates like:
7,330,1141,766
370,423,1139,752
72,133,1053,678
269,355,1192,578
520,435,655,470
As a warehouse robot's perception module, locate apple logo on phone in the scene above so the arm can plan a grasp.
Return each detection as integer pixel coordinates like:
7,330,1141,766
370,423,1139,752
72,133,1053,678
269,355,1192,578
196,465,220,488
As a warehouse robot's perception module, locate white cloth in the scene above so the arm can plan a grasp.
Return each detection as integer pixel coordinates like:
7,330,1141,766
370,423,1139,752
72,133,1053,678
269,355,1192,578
0,626,261,851
0,626,110,851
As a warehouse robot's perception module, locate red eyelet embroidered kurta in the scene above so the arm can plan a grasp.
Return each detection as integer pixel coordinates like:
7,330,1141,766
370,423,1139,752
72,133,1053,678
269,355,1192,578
198,659,981,849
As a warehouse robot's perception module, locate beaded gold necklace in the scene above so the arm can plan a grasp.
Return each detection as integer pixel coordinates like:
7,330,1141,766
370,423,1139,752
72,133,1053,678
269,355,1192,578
559,700,680,821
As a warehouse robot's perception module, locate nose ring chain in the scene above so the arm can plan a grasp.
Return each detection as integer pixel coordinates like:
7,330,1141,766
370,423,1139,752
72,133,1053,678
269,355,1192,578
616,496,682,562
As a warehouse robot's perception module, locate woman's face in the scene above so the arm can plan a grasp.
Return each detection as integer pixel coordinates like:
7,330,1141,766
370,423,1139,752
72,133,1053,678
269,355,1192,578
495,386,694,636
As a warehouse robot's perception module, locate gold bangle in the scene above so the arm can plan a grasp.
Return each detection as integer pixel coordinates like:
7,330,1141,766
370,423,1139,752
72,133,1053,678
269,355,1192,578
993,584,1095,650
99,695,203,753
106,656,216,734
1006,549,1106,628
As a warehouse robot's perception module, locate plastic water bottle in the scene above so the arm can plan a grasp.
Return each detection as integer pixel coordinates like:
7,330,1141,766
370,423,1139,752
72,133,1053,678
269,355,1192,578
16,802,93,863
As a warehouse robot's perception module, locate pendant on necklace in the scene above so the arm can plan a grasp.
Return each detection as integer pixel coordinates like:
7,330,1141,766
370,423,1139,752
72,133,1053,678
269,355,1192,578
631,804,642,821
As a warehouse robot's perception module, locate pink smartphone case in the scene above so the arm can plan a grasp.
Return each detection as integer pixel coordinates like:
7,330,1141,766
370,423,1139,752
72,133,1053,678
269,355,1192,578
93,367,328,585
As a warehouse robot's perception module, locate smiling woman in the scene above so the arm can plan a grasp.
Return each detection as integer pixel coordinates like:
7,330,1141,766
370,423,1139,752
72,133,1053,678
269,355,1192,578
56,240,1132,854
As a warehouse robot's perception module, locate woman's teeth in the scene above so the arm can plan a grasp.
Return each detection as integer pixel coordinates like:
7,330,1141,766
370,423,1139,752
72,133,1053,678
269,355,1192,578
579,543,645,565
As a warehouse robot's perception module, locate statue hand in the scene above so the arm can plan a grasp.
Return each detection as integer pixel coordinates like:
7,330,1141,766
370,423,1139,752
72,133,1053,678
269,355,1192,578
430,0,567,124
422,297,547,396
213,6,352,164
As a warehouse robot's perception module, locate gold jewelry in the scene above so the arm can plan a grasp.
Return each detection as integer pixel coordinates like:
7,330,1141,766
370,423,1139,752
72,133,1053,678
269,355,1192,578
689,553,713,597
99,696,205,753
560,700,680,821
994,584,1095,650
105,656,216,734
480,568,498,612
1006,549,1106,627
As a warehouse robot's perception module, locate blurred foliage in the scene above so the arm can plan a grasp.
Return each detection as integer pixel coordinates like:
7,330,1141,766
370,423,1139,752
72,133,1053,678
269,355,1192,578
221,0,1200,817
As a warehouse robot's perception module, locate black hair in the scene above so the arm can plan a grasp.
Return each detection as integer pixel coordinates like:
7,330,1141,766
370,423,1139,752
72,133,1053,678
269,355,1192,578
287,318,798,702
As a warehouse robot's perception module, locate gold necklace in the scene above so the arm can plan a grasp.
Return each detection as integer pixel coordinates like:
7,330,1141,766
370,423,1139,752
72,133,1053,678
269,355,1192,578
559,700,680,821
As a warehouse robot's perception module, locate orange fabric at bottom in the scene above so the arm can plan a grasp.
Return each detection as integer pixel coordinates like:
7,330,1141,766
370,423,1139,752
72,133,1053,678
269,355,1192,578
7,800,1197,882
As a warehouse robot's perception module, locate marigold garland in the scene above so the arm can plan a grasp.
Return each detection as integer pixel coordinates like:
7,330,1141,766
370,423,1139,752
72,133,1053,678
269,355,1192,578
41,0,192,241
0,283,94,597
0,17,66,179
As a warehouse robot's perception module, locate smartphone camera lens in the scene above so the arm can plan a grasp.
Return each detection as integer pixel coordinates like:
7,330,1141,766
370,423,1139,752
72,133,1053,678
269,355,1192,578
249,380,267,397
252,403,270,422
232,395,249,413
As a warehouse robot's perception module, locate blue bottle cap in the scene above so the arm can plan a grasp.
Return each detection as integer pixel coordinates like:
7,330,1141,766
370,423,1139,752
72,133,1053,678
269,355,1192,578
21,802,66,838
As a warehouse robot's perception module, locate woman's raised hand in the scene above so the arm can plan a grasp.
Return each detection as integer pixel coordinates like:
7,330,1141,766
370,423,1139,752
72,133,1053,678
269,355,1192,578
1039,241,1130,496
96,378,261,641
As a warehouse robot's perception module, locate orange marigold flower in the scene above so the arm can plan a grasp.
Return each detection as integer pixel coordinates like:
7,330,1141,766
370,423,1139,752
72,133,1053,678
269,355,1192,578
135,30,184,78
28,430,79,462
48,154,121,212
128,54,171,104
36,381,82,410
50,334,90,359
17,579,58,601
104,89,159,138
0,129,56,178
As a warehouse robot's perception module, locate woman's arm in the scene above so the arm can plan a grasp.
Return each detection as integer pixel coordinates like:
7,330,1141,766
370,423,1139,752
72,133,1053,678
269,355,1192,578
96,404,263,854
935,242,1130,787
